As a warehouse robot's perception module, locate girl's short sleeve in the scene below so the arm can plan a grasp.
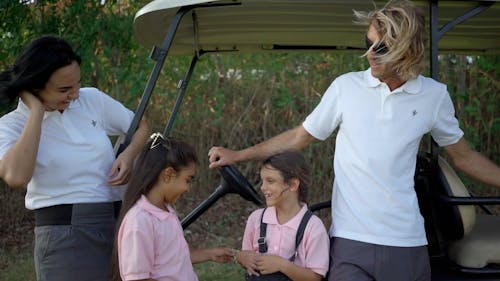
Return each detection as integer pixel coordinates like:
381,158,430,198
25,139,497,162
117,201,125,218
242,209,262,251
118,213,156,280
302,216,330,277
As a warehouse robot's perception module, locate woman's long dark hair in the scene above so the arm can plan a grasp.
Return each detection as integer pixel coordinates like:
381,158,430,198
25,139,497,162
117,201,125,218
262,150,311,204
112,134,197,281
0,35,81,103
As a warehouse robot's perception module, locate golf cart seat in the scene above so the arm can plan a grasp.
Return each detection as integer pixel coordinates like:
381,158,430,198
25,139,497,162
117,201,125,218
435,156,500,270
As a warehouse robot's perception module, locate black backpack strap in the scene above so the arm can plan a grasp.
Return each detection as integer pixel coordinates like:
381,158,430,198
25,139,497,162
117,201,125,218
290,209,313,262
258,208,268,254
257,208,313,261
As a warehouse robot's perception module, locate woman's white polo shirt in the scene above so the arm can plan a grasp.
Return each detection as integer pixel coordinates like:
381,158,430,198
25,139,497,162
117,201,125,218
0,88,134,209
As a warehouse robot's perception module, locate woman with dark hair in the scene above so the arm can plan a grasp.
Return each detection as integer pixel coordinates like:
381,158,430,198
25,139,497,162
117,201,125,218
0,35,149,281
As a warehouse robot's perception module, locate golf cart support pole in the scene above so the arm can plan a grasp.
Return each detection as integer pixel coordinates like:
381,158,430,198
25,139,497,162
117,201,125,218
428,0,494,163
164,54,199,137
115,5,195,155
117,2,242,152
429,0,494,81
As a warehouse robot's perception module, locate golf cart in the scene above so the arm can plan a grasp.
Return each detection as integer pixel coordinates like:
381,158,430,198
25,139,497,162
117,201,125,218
120,1,500,280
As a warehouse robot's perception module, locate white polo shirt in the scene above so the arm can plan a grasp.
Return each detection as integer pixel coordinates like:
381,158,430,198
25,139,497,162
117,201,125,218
303,69,463,247
0,87,134,210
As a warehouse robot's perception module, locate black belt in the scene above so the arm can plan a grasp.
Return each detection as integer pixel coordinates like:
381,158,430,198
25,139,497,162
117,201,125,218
34,201,122,226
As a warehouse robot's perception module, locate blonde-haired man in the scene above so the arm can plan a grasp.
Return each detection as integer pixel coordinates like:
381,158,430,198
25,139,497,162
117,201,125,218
208,1,500,280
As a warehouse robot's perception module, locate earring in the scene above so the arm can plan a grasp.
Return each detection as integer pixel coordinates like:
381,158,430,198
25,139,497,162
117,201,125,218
163,174,170,183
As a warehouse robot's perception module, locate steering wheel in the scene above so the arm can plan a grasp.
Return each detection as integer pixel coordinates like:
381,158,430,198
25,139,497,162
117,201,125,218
181,164,264,229
219,165,264,206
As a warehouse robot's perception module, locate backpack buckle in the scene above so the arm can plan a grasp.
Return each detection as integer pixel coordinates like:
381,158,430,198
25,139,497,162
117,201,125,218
258,236,268,253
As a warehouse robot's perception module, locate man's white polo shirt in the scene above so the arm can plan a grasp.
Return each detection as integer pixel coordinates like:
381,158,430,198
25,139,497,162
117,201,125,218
303,69,463,246
0,88,134,210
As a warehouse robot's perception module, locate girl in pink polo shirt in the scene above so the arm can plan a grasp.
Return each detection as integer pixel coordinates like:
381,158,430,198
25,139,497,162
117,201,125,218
236,151,330,281
113,133,235,281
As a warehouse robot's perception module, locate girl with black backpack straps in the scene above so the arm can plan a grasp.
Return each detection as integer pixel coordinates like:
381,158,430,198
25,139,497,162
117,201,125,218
235,151,330,281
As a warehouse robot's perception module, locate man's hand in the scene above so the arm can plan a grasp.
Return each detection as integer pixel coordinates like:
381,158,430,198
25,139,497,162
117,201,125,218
208,146,239,169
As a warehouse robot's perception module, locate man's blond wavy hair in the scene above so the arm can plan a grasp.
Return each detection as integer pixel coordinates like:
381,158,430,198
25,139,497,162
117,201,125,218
354,0,426,81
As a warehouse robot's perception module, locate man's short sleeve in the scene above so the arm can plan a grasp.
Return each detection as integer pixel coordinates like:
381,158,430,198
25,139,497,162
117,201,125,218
430,92,464,147
303,81,342,141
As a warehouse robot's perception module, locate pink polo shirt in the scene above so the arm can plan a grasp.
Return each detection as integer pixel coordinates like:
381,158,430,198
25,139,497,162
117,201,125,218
242,205,330,277
118,195,198,281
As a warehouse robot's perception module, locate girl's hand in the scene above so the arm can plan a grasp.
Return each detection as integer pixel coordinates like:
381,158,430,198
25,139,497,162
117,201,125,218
236,250,260,276
255,254,287,275
207,247,235,263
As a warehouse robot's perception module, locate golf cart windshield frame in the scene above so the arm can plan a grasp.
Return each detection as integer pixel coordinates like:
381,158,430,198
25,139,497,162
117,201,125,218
119,0,498,154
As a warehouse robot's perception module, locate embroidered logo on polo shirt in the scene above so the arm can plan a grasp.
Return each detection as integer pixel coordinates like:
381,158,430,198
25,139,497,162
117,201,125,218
91,120,97,127
412,110,418,116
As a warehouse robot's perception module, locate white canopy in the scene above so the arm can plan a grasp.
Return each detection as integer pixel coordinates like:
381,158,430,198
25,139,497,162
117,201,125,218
133,0,500,55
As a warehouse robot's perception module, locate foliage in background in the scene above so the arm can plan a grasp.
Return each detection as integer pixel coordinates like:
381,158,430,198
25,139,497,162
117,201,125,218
0,1,498,279
440,55,500,192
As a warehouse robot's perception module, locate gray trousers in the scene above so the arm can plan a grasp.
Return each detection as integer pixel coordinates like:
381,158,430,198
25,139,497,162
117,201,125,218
328,237,431,281
34,202,117,281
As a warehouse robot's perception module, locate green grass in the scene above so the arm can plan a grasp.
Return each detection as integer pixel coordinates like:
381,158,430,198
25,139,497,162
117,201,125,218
0,247,35,281
194,262,246,281
0,246,245,281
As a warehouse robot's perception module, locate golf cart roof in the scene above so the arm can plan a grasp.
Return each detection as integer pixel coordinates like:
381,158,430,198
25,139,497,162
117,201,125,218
133,0,500,55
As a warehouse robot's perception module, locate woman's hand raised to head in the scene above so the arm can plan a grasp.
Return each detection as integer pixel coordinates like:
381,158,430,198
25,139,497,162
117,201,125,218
20,91,44,114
